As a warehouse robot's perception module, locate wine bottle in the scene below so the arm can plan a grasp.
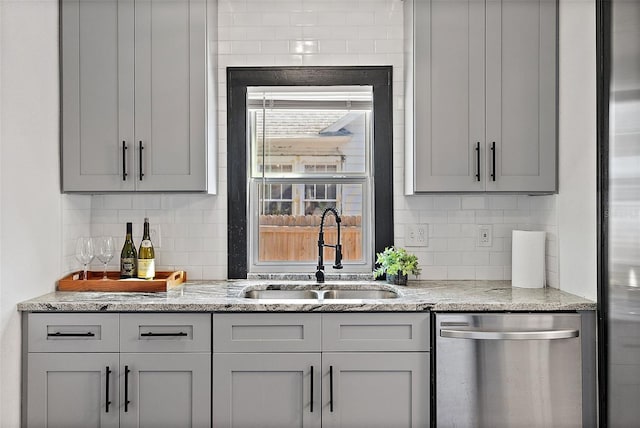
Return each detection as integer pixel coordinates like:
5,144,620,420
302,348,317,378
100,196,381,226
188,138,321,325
137,217,155,280
120,222,138,279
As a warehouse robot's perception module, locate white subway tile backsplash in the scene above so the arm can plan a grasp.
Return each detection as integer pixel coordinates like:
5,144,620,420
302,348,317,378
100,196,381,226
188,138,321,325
346,39,375,53
118,210,146,224
447,267,476,280
476,210,504,224
434,252,462,266
318,40,347,53
447,238,476,251
476,266,504,280
489,196,518,210
61,0,560,284
448,210,475,224
102,195,133,210
462,252,490,266
420,210,448,224
461,196,487,210
420,266,448,280
490,252,511,266
292,40,319,54
233,12,263,26
261,13,291,26
434,196,461,210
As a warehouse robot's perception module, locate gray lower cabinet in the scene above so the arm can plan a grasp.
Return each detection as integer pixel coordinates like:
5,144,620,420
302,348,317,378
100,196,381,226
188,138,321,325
212,313,430,428
406,0,557,193
24,313,211,428
60,0,210,192
322,353,430,428
119,353,210,428
27,353,120,428
213,353,322,428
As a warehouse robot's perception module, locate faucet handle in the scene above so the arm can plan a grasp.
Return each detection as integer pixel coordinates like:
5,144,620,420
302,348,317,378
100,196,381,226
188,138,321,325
333,244,343,269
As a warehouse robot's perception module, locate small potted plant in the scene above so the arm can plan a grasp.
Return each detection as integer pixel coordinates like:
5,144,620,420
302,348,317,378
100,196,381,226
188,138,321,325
373,246,421,285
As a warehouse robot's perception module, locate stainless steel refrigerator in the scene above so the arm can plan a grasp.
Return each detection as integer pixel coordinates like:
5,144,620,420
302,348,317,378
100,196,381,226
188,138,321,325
602,0,640,426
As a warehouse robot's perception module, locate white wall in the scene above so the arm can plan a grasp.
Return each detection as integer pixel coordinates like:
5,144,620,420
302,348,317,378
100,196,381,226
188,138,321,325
0,1,62,425
557,0,597,300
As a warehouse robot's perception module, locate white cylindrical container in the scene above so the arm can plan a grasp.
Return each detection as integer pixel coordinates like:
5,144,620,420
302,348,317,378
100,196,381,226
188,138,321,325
511,230,546,288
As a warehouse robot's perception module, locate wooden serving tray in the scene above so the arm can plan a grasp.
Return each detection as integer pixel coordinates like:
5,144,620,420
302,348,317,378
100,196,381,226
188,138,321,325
57,270,187,292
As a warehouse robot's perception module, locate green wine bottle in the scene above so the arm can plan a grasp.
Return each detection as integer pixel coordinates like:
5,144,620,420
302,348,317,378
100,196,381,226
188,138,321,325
120,222,138,279
137,218,155,280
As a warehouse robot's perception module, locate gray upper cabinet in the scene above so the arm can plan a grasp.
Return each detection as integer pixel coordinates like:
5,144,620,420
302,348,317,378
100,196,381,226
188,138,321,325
406,0,557,193
61,0,211,193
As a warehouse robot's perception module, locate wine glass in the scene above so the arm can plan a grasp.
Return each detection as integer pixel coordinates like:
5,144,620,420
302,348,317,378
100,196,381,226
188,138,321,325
96,236,115,280
75,237,95,280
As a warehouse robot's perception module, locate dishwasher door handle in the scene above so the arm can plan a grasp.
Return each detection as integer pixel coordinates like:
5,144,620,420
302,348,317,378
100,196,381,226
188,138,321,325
440,329,579,340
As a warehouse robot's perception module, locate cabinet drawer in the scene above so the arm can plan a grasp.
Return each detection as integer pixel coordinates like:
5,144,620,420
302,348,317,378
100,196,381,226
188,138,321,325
120,313,211,353
322,313,430,351
213,313,321,352
27,313,119,353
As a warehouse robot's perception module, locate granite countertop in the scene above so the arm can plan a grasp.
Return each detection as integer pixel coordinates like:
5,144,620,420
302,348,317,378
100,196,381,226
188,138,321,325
16,279,596,312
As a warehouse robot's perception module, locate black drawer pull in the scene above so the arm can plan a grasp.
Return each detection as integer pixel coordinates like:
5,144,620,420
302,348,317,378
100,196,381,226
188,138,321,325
124,365,130,412
47,332,95,337
491,141,496,181
475,142,481,182
105,366,111,413
140,332,188,337
138,141,144,181
122,140,128,181
310,366,314,413
329,365,334,412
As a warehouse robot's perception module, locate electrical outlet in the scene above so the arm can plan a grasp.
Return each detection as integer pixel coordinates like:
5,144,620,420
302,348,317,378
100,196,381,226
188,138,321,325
406,224,428,247
477,224,492,247
150,225,161,248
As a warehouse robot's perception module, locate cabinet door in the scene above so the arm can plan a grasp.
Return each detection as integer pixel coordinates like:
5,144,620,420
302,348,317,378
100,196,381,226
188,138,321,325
413,0,485,192
120,353,210,428
213,353,322,428
61,0,135,192
134,0,207,191
27,353,119,428
322,352,429,428
485,0,557,192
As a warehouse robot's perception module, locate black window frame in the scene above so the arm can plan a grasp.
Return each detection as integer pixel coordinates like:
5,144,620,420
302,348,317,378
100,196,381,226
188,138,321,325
227,66,394,278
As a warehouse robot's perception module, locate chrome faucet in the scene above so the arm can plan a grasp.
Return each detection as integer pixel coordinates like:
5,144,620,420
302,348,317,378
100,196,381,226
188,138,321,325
316,207,343,283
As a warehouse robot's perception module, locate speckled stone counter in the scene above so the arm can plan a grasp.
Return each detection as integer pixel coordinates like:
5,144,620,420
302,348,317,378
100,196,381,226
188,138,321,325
17,280,596,312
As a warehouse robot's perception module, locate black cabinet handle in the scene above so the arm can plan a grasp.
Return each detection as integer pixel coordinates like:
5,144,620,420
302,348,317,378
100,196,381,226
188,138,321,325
122,141,128,181
475,142,481,182
310,366,314,413
138,141,144,181
105,366,111,413
329,365,334,412
47,332,95,337
140,332,188,337
124,365,130,412
491,141,496,181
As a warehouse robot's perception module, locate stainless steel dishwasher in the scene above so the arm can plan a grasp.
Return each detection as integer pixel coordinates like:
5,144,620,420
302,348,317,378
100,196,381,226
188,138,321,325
435,313,583,427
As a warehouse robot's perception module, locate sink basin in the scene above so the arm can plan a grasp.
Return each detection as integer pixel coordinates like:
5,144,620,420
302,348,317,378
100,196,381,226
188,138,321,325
243,290,318,299
242,287,399,300
323,289,398,299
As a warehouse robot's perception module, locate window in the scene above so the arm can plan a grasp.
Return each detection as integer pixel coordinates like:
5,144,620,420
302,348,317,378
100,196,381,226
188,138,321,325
227,67,393,278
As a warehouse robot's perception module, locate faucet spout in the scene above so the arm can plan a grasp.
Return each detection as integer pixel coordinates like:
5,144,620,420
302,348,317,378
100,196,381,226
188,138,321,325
316,207,343,283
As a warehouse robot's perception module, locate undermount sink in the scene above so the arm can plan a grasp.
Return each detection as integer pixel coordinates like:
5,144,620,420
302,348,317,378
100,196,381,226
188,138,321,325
242,290,318,299
322,289,398,299
241,287,399,300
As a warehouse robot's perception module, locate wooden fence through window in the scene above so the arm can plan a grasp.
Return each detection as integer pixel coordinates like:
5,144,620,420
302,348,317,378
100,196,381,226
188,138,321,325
259,215,362,262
